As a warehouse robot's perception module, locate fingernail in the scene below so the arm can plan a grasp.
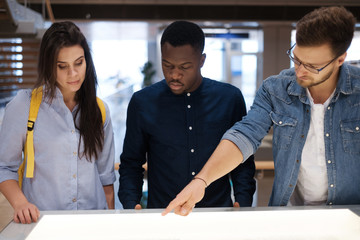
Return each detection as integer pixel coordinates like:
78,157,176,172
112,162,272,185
181,208,187,215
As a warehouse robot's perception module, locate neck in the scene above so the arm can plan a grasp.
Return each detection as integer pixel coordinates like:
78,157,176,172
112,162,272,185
308,71,339,104
62,92,77,111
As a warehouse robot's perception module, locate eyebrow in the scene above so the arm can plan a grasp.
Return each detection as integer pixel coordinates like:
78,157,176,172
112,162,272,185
162,59,192,65
57,56,84,64
292,53,319,67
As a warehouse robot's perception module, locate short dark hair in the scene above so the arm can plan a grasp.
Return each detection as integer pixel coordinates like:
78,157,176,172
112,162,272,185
296,6,356,57
160,20,205,53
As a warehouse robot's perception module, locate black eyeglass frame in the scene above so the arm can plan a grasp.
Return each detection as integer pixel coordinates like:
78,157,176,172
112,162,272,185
286,43,338,74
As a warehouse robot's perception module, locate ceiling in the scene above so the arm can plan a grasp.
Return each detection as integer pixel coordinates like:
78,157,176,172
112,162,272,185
16,0,360,22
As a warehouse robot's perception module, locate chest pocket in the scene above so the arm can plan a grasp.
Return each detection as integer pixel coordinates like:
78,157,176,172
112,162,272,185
340,119,360,154
270,111,297,150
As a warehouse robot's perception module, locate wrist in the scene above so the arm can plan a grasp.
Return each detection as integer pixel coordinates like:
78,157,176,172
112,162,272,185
193,176,208,188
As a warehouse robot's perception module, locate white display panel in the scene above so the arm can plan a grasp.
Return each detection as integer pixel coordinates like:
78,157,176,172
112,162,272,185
26,209,360,240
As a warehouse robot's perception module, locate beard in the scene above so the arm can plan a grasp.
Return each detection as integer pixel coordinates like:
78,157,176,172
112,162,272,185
296,68,333,88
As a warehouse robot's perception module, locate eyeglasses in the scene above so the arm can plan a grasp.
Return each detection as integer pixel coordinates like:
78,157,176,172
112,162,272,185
286,43,338,74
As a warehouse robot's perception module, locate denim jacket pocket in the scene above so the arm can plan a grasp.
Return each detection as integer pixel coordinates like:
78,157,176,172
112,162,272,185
269,111,297,150
340,119,360,154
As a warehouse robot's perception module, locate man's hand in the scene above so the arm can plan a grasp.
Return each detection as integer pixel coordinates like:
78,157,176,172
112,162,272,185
135,204,142,210
13,201,40,224
233,202,240,208
162,178,206,216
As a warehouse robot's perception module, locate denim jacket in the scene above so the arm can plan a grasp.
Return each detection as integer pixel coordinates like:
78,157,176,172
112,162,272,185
223,63,360,206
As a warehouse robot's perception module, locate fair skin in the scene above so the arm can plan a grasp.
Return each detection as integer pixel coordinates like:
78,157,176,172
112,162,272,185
0,45,114,224
162,43,346,216
293,43,346,104
58,45,115,209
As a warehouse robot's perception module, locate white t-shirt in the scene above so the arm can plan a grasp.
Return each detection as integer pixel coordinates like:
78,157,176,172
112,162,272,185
289,89,335,206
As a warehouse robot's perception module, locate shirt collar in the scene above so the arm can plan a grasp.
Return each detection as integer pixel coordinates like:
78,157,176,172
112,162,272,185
164,77,205,97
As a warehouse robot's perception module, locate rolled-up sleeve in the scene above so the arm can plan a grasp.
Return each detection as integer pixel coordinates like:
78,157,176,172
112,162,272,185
222,81,274,163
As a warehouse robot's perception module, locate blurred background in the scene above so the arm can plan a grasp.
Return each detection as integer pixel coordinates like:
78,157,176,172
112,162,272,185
0,0,360,211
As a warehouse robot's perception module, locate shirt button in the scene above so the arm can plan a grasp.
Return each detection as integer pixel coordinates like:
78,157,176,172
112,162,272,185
279,121,283,125
72,198,77,202
187,93,191,97
327,160,331,164
191,149,194,153
187,105,191,109
73,152,77,156
71,130,75,134
189,126,192,130
73,174,76,179
192,172,195,176
325,133,329,137
356,127,359,131
330,184,334,188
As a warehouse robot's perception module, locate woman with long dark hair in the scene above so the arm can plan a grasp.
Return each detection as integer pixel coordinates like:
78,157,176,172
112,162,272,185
0,21,116,223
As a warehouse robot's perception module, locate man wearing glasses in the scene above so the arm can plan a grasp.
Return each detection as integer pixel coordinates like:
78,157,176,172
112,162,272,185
163,6,360,216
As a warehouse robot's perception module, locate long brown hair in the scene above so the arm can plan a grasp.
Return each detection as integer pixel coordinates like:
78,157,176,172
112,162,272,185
35,21,104,161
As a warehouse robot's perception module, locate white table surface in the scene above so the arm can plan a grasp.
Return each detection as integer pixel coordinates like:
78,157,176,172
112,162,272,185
1,206,360,240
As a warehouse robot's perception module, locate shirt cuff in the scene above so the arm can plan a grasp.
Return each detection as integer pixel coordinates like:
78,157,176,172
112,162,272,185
221,129,254,162
0,171,18,184
100,172,116,186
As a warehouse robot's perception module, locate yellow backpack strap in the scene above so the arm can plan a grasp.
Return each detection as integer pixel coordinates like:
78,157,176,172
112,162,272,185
19,93,104,188
19,87,43,187
96,97,106,124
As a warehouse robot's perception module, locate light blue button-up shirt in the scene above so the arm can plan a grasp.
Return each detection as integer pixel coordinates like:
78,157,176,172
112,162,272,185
223,63,360,206
0,88,116,210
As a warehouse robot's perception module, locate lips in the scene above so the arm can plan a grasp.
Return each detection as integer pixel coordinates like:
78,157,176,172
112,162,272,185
169,81,183,89
68,80,80,85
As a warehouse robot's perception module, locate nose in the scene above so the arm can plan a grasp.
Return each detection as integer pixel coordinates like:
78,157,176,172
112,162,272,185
68,67,78,77
295,63,308,76
170,68,182,80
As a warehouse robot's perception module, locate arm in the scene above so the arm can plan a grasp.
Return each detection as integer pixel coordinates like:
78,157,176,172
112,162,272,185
119,94,147,209
229,89,256,207
162,81,275,216
0,90,39,223
103,184,114,209
162,139,243,216
0,180,40,223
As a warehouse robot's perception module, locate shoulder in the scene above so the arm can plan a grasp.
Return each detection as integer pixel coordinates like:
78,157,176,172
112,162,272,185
132,80,168,101
5,89,32,112
262,68,296,92
344,63,360,79
2,89,32,131
340,63,360,92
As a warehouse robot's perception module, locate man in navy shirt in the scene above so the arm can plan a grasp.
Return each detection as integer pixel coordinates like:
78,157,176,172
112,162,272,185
118,21,255,209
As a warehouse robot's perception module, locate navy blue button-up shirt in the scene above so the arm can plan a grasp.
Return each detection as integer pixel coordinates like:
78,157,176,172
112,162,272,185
119,78,255,209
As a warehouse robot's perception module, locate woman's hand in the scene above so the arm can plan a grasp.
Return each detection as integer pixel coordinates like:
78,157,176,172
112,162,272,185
13,201,40,224
0,180,40,224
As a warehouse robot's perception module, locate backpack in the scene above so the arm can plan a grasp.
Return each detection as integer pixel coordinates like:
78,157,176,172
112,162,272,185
18,87,106,188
